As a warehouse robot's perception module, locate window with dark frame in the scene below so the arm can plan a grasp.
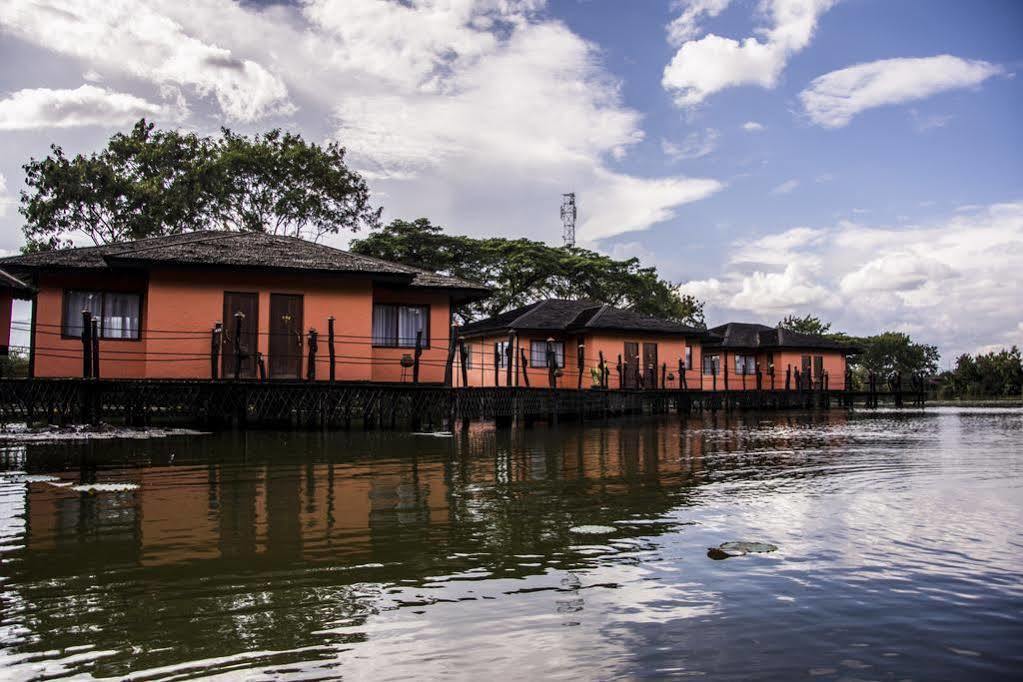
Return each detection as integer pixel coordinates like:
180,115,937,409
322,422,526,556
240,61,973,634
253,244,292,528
494,341,509,368
702,354,720,375
529,340,565,368
62,290,142,340
684,345,692,370
372,304,429,348
735,354,756,375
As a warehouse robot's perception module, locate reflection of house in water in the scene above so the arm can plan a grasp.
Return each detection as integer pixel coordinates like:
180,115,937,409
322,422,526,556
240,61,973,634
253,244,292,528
3,415,854,673
14,423,723,573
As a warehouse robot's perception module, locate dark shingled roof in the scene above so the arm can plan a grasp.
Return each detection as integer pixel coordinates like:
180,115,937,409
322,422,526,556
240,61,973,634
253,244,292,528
460,299,706,337
705,322,853,351
0,231,488,293
0,267,32,296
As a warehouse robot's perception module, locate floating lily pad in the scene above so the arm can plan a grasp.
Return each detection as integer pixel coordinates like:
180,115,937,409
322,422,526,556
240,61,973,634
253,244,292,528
707,540,778,560
569,525,617,535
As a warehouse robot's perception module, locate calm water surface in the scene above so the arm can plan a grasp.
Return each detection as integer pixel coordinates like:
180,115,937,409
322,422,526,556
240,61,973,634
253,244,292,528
0,408,1021,680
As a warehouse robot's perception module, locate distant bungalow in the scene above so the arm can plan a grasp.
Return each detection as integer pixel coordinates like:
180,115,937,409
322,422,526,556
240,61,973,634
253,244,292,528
0,232,853,389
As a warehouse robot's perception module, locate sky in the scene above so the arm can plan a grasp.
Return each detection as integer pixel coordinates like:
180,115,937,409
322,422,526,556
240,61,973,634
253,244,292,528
0,0,1020,363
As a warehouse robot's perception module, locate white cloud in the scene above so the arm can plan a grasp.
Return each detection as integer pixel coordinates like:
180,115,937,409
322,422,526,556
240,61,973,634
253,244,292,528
663,0,835,107
678,201,1023,360
666,0,732,45
0,173,13,218
770,178,799,195
742,121,765,132
0,0,723,242
799,55,1003,128
731,263,839,310
0,85,183,130
730,226,825,266
0,0,294,122
661,128,720,161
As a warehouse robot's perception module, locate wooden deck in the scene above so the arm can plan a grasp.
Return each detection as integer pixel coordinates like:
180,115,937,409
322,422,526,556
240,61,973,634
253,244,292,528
0,378,924,430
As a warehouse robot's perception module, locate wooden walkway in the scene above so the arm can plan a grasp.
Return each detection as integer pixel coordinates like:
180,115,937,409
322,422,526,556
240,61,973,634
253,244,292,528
0,379,923,430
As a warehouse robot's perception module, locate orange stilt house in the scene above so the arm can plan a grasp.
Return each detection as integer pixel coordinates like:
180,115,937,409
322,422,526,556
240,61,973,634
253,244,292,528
455,299,709,389
0,231,488,382
701,322,854,391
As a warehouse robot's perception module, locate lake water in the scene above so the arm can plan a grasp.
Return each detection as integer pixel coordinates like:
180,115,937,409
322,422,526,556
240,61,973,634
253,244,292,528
1,408,1021,680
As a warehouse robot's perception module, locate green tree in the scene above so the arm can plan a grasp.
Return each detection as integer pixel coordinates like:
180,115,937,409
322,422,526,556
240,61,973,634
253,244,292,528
938,346,1022,398
779,314,832,336
350,218,705,325
20,119,379,251
856,331,940,376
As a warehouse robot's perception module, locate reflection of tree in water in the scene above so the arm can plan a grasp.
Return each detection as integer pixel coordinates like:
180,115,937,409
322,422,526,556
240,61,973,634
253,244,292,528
2,411,857,677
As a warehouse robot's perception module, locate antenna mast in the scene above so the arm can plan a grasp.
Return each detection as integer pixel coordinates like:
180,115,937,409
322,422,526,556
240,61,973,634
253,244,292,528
560,192,576,247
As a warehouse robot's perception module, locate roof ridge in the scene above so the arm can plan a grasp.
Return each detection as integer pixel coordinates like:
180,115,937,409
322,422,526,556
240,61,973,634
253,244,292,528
109,231,238,258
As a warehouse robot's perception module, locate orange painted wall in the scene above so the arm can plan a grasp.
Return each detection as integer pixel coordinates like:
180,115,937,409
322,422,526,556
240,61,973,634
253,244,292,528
32,271,150,378
29,267,455,382
456,331,703,390
370,287,453,384
697,349,848,390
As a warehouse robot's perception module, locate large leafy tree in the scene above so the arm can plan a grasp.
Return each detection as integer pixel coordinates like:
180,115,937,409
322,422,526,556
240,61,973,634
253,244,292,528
350,218,705,325
19,119,379,251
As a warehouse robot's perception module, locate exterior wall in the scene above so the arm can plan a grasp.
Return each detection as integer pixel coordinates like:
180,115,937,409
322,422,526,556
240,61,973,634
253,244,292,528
144,268,377,381
370,287,453,384
697,348,848,390
32,271,150,378
29,267,455,382
456,332,587,388
456,331,703,390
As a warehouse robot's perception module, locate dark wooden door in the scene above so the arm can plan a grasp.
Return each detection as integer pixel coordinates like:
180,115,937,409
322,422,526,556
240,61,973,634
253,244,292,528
222,292,258,378
643,343,658,388
624,342,639,389
269,294,303,379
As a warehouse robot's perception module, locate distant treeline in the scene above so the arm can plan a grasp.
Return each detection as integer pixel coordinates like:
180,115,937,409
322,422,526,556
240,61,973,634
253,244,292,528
935,347,1022,399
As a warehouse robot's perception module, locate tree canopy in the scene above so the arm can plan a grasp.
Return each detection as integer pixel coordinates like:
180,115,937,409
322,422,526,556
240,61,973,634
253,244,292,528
779,314,832,336
20,119,379,251
349,218,705,325
938,346,1022,399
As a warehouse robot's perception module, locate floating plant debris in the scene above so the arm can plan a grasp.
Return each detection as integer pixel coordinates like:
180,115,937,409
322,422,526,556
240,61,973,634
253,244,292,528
707,541,778,560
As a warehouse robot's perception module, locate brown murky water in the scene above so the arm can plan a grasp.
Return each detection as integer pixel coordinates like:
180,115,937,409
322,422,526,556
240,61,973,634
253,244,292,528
1,408,1021,680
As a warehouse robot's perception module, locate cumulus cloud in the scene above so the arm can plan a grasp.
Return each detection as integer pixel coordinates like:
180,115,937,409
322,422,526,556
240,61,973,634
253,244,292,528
663,0,835,107
678,202,1023,359
799,55,1003,128
0,0,723,242
0,0,293,122
0,85,184,130
742,121,765,132
661,128,720,161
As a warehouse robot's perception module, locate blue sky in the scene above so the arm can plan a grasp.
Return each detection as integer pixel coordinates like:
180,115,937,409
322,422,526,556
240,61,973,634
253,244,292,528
0,0,1020,362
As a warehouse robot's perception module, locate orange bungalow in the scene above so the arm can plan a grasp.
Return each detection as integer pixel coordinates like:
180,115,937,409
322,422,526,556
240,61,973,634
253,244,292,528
0,231,489,382
701,322,854,391
455,299,709,389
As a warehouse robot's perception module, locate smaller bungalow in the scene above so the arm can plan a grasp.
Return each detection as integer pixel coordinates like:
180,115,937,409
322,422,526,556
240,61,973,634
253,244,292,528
702,322,854,391
456,299,708,389
0,231,489,382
